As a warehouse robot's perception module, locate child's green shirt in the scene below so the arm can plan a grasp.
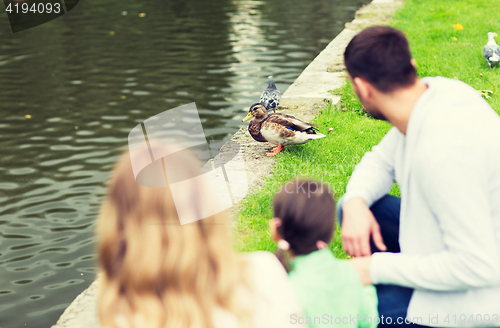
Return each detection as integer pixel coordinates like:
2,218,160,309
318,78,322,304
288,248,378,328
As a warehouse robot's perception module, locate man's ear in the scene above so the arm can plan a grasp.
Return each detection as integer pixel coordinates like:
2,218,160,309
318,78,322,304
353,77,371,101
269,217,283,242
411,58,417,68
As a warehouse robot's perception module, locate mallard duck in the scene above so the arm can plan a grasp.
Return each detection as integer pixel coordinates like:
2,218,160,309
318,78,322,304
242,103,326,156
484,32,500,69
260,76,281,113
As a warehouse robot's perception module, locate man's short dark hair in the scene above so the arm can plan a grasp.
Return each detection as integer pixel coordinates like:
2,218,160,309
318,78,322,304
344,26,417,93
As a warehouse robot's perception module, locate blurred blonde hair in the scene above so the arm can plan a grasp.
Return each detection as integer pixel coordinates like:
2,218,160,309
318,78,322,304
96,142,251,328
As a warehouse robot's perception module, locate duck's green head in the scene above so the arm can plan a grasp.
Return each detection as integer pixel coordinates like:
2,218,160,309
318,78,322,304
242,103,267,122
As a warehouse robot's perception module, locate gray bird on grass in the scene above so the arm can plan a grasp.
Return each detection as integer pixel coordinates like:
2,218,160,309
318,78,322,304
483,32,500,69
260,76,281,113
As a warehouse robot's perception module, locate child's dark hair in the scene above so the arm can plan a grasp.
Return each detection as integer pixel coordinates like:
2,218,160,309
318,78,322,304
273,179,336,271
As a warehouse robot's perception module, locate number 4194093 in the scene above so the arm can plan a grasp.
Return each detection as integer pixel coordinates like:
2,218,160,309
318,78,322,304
444,314,499,324
5,2,62,14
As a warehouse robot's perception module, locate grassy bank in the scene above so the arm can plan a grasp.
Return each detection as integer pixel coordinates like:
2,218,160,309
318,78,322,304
233,0,500,256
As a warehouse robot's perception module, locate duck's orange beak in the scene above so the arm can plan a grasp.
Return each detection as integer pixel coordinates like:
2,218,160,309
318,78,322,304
242,112,253,122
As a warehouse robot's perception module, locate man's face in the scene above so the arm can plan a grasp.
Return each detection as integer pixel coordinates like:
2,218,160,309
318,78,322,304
349,75,388,121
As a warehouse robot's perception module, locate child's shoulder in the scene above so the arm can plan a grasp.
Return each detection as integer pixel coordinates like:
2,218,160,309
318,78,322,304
289,250,363,288
301,250,359,275
331,256,360,274
328,257,365,285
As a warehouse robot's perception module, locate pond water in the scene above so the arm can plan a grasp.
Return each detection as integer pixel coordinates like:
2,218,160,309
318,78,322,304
0,0,370,326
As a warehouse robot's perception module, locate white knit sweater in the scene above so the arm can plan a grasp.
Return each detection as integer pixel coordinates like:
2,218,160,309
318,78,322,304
343,76,500,327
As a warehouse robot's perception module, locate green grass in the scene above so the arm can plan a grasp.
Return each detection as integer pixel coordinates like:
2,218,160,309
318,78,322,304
233,0,500,256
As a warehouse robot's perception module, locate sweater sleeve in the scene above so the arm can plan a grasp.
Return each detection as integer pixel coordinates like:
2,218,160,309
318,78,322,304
342,127,399,208
370,127,500,290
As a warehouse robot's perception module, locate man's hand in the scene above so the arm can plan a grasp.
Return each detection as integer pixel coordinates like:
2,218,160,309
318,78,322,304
341,198,386,257
349,256,372,286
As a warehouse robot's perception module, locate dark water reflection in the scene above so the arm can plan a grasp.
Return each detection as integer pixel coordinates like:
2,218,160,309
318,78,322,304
0,0,370,326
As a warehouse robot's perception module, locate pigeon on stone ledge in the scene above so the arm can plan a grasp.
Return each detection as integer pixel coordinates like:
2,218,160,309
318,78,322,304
260,76,281,113
483,32,500,69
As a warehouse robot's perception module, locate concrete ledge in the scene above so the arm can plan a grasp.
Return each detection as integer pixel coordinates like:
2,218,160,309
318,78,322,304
51,277,101,328
50,0,404,327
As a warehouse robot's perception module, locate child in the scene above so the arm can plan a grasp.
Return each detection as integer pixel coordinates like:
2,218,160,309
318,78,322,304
269,179,378,328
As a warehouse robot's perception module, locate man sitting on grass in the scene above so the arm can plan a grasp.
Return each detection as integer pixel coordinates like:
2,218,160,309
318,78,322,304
338,26,500,327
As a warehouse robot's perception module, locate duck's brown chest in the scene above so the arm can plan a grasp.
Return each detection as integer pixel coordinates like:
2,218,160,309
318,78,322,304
248,120,267,142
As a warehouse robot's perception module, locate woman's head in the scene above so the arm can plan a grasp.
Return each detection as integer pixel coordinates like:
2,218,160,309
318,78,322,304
97,142,249,328
271,179,336,256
